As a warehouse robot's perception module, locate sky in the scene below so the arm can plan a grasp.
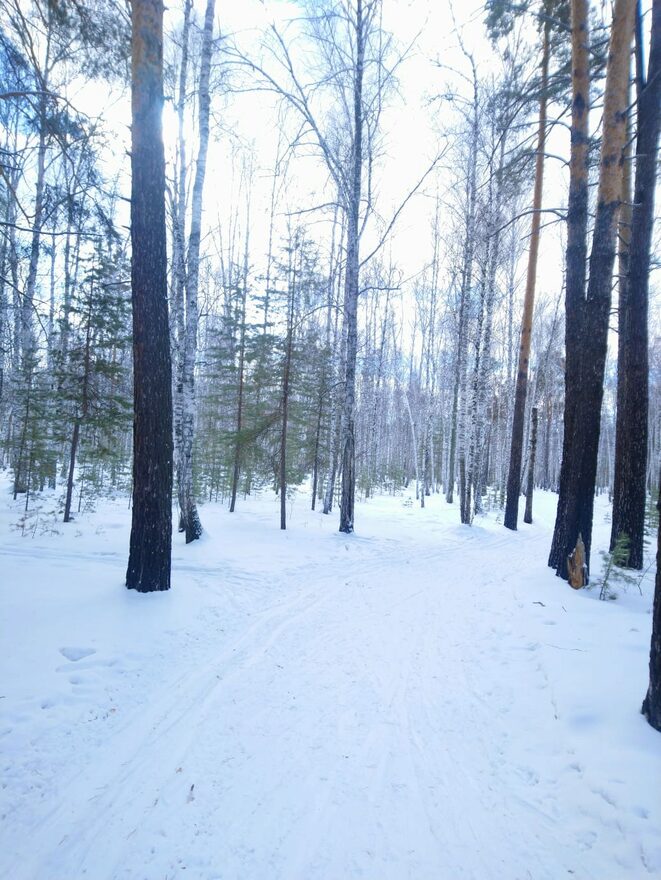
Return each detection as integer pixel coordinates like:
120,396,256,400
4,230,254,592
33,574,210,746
177,0,567,320
66,0,658,348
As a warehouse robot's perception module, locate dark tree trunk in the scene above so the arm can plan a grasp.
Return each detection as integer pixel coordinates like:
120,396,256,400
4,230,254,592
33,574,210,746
611,0,660,568
549,0,635,579
548,0,591,569
126,0,173,593
504,22,549,530
643,474,661,731
64,421,80,524
524,406,538,524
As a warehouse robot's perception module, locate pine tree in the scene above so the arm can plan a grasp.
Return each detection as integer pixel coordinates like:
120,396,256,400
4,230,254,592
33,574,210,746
126,0,173,593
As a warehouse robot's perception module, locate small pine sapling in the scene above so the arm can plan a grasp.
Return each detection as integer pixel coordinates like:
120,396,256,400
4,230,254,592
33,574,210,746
597,532,637,600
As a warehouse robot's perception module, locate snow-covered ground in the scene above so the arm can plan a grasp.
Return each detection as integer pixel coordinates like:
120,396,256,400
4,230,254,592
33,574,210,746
1,482,659,880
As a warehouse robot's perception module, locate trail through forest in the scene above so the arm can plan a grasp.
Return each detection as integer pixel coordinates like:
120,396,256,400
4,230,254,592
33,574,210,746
1,488,659,879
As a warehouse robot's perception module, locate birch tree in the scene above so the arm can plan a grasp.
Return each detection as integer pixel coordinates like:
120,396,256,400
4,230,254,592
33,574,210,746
174,0,217,543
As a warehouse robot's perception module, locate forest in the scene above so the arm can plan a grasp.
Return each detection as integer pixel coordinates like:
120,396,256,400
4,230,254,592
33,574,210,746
1,0,660,877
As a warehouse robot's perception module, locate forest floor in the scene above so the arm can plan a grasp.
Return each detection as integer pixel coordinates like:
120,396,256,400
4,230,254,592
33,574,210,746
0,481,659,880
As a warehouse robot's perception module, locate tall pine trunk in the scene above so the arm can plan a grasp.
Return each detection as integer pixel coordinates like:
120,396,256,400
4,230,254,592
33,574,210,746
548,0,591,569
643,471,661,731
549,0,636,580
611,0,660,568
126,0,173,592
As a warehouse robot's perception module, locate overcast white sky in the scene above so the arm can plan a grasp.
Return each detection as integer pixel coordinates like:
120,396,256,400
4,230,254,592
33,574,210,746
178,0,566,306
69,0,656,344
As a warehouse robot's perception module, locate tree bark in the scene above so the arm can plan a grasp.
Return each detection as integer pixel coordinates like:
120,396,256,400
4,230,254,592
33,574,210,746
338,0,364,534
550,0,636,580
322,206,343,515
126,0,173,592
548,0,591,569
280,242,297,531
643,471,661,731
524,406,538,524
64,291,93,523
172,0,192,531
504,21,549,530
448,64,478,515
611,0,660,568
311,381,324,510
230,200,250,514
178,0,216,543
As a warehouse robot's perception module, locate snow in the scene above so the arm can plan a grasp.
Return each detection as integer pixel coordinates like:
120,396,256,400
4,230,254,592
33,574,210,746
0,484,659,879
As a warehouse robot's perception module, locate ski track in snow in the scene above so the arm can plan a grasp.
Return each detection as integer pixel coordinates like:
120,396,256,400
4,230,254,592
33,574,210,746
0,490,659,879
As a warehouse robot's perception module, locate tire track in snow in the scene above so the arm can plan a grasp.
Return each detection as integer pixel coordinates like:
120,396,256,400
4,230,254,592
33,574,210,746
10,535,430,879
5,512,624,879
8,573,340,879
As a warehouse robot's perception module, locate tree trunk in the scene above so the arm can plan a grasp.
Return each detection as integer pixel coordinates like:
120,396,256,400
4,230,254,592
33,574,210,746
548,0,591,569
126,0,173,593
280,254,296,531
230,204,250,514
21,25,51,375
550,0,636,580
404,390,420,501
524,406,538,524
311,380,324,511
13,375,32,498
643,471,661,731
172,0,192,531
446,364,460,504
338,0,364,534
64,292,93,523
178,0,216,543
322,206,343,516
448,68,479,515
611,0,660,568
64,421,81,524
504,21,549,530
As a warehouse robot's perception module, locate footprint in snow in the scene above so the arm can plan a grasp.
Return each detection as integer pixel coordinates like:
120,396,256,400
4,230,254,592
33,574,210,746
59,646,96,662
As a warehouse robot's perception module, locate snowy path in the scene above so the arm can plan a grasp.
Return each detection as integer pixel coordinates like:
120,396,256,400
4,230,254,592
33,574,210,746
1,492,659,879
